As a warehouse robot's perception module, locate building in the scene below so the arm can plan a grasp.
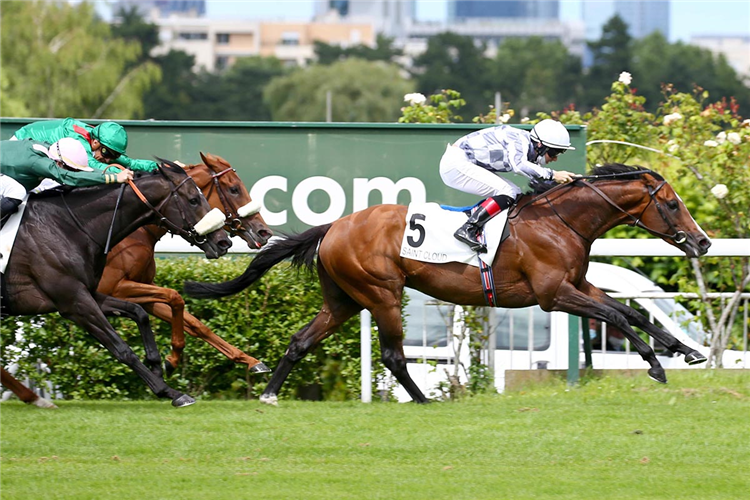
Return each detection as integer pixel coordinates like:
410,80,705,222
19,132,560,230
582,1,670,40
691,35,750,81
448,0,559,21
151,16,375,71
113,0,205,18
313,0,416,38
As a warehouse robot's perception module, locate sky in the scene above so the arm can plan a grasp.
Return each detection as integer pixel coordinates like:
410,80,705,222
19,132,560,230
194,0,750,42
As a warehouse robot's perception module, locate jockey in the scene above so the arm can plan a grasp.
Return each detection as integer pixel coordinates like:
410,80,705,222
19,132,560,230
11,118,158,173
0,174,26,223
440,119,578,253
0,138,134,196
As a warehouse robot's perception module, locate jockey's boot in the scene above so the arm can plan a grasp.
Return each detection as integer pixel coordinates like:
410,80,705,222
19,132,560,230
0,197,21,220
454,195,513,253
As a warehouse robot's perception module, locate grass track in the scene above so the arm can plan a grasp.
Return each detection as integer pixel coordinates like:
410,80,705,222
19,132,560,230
1,370,749,500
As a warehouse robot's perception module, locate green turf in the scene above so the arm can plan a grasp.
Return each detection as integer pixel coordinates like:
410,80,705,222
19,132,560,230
1,370,748,500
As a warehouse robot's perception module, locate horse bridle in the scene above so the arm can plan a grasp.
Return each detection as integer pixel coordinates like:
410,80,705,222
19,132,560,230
202,166,250,237
513,170,688,245
127,175,209,245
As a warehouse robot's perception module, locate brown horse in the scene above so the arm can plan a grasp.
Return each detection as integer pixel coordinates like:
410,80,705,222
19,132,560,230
2,161,232,407
97,152,273,375
184,164,711,404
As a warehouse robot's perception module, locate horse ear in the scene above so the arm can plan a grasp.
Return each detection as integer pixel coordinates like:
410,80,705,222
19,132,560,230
155,156,186,175
200,152,210,165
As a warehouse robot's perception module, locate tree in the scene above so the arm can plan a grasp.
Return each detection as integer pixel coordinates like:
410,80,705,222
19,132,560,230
491,37,583,117
632,32,750,113
264,59,413,122
110,5,161,65
1,0,160,119
584,15,633,110
314,34,403,65
411,32,493,118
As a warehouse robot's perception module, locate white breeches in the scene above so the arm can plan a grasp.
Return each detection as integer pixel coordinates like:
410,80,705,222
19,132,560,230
439,144,521,199
0,174,27,199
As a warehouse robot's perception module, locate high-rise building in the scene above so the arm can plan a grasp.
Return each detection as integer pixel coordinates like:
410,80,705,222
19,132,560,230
448,1,559,21
313,0,416,37
583,1,669,40
113,1,206,19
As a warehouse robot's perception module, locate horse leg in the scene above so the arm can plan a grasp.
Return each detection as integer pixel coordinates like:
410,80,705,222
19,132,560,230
260,264,362,405
107,281,186,373
146,302,269,373
370,305,429,403
592,289,707,365
0,367,57,409
55,286,194,407
551,282,668,383
96,293,163,378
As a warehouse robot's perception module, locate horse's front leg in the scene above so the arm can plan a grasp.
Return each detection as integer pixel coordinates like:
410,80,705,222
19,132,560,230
587,285,707,365
547,281,668,383
54,284,194,407
96,293,164,378
106,280,186,375
1,367,57,408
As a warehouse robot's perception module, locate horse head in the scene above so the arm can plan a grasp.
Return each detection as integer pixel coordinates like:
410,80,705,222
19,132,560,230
192,152,273,249
585,164,711,258
148,159,233,259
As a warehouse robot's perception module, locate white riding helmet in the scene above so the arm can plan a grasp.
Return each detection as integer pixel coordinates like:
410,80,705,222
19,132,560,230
530,119,575,151
47,137,93,171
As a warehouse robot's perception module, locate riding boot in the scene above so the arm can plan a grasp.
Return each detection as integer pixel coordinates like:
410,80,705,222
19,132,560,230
454,195,513,253
0,197,22,230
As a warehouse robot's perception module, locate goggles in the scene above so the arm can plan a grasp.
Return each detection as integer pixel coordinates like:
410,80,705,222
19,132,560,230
100,145,121,161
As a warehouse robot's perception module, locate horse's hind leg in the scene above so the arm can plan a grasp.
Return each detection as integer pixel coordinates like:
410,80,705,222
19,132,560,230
146,303,269,373
261,263,362,405
551,282,667,383
0,367,57,409
97,293,163,378
370,305,429,403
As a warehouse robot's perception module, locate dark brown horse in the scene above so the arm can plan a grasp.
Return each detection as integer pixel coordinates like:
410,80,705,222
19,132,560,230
97,153,273,374
1,161,232,407
185,164,711,404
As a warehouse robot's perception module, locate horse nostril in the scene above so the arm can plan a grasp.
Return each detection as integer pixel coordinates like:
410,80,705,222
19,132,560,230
219,239,232,250
699,238,711,249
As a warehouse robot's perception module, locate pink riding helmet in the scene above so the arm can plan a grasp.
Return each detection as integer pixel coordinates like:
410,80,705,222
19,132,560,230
47,138,93,172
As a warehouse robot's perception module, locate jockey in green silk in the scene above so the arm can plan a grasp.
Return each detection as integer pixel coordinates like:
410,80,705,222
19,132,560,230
12,118,158,173
0,138,133,193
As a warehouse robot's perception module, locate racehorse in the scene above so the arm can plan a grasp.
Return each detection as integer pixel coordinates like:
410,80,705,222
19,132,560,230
97,153,273,375
1,160,231,407
185,164,711,404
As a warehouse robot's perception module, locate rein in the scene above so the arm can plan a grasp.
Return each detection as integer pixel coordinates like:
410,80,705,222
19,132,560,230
510,170,687,244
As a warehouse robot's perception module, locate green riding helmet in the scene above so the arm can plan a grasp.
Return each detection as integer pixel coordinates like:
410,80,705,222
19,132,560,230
91,122,128,154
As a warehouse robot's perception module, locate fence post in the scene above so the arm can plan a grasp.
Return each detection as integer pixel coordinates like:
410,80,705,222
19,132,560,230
567,315,580,385
360,310,372,403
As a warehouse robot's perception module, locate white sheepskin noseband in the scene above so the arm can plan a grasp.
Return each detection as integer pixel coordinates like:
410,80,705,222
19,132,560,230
194,208,226,235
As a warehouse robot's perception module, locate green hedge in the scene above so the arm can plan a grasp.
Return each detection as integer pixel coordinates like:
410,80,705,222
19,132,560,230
0,256,387,401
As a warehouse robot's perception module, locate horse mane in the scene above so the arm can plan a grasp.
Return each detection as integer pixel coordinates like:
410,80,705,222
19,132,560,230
526,163,663,195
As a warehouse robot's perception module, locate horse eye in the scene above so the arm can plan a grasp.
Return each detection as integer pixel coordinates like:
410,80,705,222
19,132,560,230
189,197,199,206
229,186,240,195
667,200,679,210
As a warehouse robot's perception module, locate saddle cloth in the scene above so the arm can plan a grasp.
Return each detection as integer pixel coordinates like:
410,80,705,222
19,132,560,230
399,202,509,268
0,195,30,274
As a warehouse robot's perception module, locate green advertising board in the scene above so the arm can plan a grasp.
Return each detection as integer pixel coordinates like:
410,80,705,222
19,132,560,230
1,119,586,233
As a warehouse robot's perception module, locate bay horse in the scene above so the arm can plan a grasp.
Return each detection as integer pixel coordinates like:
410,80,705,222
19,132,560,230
185,164,712,404
97,152,273,375
1,161,231,407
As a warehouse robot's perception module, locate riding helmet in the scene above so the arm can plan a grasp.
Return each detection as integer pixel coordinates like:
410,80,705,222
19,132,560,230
530,119,575,150
91,122,128,155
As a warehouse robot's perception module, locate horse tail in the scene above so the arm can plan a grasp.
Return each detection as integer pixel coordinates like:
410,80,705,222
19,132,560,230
183,224,332,299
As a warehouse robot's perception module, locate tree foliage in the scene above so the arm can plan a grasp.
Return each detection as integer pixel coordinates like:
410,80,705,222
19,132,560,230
264,59,413,122
583,15,633,110
314,34,403,65
0,0,160,119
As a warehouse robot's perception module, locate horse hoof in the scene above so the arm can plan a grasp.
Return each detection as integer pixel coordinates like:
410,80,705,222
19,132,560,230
685,350,707,365
648,367,667,384
249,362,271,374
32,397,58,409
259,393,278,406
171,394,196,408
